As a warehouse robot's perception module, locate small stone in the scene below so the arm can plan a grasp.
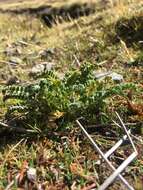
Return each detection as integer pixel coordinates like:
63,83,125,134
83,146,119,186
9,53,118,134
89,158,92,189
109,72,123,83
93,71,123,83
6,76,20,85
29,62,54,77
4,46,22,56
27,167,36,182
9,57,22,65
39,48,55,58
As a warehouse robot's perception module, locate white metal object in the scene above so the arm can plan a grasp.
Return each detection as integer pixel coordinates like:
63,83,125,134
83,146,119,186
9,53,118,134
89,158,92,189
76,112,138,190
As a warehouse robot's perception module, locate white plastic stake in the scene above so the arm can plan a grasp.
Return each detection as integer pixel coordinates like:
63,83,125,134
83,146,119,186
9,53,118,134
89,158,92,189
76,113,137,190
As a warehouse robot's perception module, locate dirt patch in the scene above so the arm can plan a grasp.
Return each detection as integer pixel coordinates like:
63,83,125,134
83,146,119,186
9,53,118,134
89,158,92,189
41,3,95,27
115,15,143,48
0,5,52,14
0,3,95,27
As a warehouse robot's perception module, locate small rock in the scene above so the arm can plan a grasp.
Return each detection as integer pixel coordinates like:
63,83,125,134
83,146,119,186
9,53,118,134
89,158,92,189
27,167,36,182
29,62,54,77
39,48,55,59
6,76,20,85
94,71,123,83
9,57,22,65
109,72,123,83
4,46,22,56
4,47,16,56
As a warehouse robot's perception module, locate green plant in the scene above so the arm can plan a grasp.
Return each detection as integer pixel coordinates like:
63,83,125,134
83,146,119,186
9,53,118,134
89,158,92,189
2,63,137,129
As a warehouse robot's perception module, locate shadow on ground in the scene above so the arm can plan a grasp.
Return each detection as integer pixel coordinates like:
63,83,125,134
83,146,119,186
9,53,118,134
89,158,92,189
115,15,143,48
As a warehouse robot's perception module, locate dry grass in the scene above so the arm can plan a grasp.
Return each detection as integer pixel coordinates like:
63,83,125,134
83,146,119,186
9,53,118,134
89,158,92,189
0,0,98,10
0,0,143,189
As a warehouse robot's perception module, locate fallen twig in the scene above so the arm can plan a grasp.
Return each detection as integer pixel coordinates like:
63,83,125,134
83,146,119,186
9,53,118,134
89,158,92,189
0,120,37,133
81,183,96,190
0,121,9,128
